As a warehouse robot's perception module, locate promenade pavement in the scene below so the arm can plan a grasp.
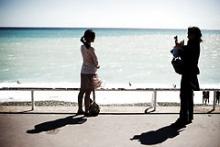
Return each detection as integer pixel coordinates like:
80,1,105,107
0,112,220,147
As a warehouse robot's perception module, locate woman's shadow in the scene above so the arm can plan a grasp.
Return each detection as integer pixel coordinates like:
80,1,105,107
27,115,87,134
131,124,184,145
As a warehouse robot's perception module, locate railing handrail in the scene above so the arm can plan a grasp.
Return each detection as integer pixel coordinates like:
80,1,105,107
0,87,219,112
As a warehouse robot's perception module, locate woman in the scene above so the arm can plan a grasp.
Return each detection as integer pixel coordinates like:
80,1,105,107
77,29,100,116
172,26,202,128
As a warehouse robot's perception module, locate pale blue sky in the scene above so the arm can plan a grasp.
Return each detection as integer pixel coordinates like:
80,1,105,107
0,0,219,29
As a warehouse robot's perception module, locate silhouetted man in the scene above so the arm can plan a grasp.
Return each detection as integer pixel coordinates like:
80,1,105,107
172,27,202,128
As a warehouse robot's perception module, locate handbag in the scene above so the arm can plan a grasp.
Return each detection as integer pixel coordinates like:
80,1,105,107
171,57,184,74
89,100,100,116
88,90,100,116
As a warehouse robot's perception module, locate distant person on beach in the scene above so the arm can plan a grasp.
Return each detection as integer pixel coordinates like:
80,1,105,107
77,29,100,116
216,91,220,105
202,91,210,105
172,27,202,128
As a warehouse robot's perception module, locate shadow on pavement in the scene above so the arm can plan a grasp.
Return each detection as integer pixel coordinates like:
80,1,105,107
27,115,87,134
131,124,184,145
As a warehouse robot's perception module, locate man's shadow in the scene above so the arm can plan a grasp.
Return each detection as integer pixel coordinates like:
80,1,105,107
27,115,87,134
131,124,184,145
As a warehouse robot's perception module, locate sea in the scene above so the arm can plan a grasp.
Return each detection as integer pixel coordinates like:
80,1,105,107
0,28,220,104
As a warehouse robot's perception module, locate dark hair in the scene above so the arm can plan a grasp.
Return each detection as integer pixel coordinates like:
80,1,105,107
188,26,202,43
80,29,95,49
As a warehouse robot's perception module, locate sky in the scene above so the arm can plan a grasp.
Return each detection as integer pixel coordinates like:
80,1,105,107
0,0,219,29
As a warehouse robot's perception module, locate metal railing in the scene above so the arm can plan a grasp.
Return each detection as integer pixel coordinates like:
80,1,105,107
0,87,219,112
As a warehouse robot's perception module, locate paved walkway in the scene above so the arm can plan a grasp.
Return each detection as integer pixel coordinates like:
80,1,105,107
0,113,220,147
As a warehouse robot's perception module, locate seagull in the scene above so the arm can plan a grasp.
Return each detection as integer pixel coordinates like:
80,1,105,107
17,80,21,84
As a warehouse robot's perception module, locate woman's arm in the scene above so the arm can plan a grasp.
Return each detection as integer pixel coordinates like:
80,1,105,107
89,47,99,68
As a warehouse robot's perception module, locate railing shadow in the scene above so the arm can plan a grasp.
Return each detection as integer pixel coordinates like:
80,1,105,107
26,115,87,134
131,124,184,145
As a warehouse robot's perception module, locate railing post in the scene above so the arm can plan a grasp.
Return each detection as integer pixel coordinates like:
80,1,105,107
213,90,216,111
153,90,157,111
31,90,35,110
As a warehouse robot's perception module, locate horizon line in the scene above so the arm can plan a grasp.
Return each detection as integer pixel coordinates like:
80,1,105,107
0,26,219,31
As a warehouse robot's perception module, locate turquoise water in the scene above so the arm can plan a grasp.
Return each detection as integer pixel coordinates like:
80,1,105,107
0,28,220,88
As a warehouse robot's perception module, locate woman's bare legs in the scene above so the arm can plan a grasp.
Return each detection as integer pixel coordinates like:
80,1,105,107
77,89,85,113
84,90,92,113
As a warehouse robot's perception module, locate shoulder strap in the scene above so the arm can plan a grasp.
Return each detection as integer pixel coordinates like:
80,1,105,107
92,90,96,102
